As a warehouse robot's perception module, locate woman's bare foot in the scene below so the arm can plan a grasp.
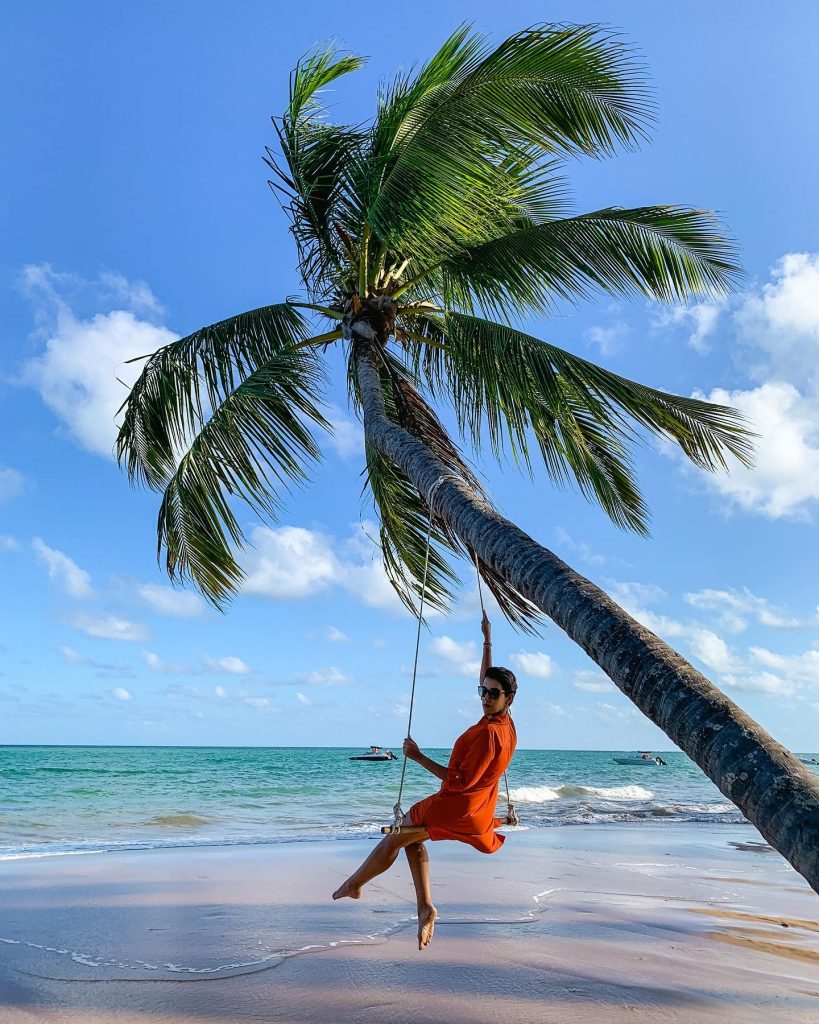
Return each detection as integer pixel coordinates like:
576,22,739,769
417,904,437,950
332,878,362,900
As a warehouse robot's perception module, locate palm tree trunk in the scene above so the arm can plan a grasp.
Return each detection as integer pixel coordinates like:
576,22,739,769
352,330,819,895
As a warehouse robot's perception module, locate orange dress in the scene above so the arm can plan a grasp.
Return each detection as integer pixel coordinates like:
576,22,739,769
408,712,517,854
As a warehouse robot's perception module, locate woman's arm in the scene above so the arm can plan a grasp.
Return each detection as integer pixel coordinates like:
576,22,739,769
480,610,492,681
403,737,452,783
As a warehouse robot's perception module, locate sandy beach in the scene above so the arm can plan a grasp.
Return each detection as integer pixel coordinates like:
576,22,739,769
1,823,818,1023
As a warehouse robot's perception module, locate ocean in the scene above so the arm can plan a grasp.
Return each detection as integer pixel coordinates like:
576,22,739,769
2,744,817,861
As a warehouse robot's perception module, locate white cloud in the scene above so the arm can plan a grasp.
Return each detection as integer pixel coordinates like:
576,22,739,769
138,584,206,618
32,537,95,598
603,577,761,688
748,646,819,687
58,646,130,675
686,627,738,674
655,303,723,354
604,580,688,639
22,298,176,457
510,651,554,679
695,382,819,520
429,636,480,676
243,526,340,599
671,253,819,521
572,669,614,693
242,523,411,617
165,682,277,712
540,700,567,717
296,692,312,706
324,625,349,643
584,320,629,356
20,264,165,319
72,613,148,642
95,271,166,317
0,467,24,503
607,580,668,612
294,666,349,686
721,671,795,697
733,252,819,386
368,692,414,720
595,701,643,722
338,522,412,614
142,651,250,676
1,536,21,551
553,527,610,567
341,559,407,614
59,645,87,665
113,688,133,701
240,695,277,712
205,655,251,675
684,587,801,631
325,405,363,459
143,651,192,675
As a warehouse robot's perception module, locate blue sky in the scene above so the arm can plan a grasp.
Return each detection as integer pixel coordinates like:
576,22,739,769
2,1,819,750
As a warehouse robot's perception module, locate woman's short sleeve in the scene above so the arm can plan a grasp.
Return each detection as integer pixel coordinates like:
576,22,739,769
446,727,500,793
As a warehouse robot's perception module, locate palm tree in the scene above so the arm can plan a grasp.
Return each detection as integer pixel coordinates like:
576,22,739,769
117,25,819,892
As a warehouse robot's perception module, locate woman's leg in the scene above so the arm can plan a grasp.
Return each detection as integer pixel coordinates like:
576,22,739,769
332,827,430,900
404,840,437,950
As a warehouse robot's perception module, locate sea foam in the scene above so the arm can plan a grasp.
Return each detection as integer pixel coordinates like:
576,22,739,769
508,785,560,803
557,784,652,800
510,783,652,803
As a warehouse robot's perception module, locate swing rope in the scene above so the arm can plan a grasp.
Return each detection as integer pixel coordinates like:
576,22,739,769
388,474,518,833
391,473,448,831
472,549,519,828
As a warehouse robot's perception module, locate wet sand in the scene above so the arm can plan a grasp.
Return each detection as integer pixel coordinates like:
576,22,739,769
1,823,818,1023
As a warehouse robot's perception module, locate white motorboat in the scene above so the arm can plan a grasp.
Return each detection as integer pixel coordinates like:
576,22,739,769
612,751,667,766
349,746,397,762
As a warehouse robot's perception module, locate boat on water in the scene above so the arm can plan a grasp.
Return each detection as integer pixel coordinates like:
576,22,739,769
349,745,397,762
612,751,667,766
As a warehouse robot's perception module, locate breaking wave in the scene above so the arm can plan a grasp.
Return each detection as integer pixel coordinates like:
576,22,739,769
510,784,652,803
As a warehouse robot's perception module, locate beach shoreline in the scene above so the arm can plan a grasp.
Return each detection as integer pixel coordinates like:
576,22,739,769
1,822,818,1023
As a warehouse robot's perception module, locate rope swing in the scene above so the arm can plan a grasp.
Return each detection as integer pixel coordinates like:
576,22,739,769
472,547,519,829
384,475,518,835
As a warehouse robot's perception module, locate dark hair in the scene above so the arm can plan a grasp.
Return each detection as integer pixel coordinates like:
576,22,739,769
484,666,517,703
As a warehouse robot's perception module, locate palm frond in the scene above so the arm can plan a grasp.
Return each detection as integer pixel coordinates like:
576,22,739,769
366,24,487,199
402,312,753,532
286,48,366,126
266,46,367,295
117,304,310,490
352,342,544,629
157,349,329,605
353,342,464,613
439,206,741,318
362,442,459,615
366,24,652,263
267,124,365,293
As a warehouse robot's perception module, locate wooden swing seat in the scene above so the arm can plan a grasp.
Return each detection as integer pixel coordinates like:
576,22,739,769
380,813,518,835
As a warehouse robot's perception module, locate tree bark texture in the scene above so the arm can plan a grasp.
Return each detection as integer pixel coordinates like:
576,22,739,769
352,331,819,896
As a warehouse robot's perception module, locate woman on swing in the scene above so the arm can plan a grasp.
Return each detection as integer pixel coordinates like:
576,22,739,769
333,610,517,950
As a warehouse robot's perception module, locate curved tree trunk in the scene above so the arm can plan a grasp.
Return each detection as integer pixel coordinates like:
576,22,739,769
351,330,819,895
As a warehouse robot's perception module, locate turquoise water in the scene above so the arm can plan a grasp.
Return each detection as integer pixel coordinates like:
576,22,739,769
1,745,817,860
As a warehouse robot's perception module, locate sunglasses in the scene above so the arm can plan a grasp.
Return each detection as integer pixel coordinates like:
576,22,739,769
478,684,504,701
